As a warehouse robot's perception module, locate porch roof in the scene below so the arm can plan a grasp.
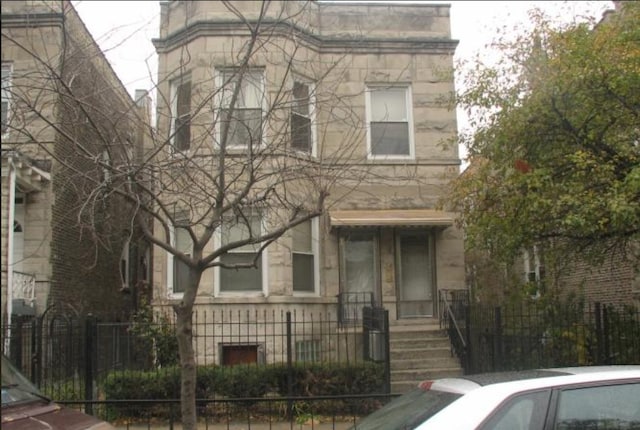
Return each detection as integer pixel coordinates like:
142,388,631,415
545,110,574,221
1,151,51,193
329,209,454,228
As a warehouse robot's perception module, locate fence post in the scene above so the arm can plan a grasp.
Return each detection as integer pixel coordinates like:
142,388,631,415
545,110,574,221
286,311,293,418
594,302,604,364
603,305,611,365
493,307,502,371
11,318,23,372
464,305,472,374
84,314,97,415
383,309,391,394
33,315,43,387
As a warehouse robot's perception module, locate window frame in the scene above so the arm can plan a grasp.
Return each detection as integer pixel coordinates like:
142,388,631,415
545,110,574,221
2,62,13,137
290,79,316,156
292,217,319,295
169,75,192,153
215,68,265,150
365,85,415,160
214,212,269,296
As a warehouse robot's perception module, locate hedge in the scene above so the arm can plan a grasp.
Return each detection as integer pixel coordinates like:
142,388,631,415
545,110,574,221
101,361,385,420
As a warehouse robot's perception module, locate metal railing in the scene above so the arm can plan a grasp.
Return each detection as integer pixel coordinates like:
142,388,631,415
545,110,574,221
438,289,469,370
337,292,374,325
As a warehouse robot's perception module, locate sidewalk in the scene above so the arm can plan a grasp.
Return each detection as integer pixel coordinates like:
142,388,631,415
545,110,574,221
114,420,354,430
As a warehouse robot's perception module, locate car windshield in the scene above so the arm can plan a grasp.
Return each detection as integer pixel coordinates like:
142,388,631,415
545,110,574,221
1,355,48,406
348,386,462,430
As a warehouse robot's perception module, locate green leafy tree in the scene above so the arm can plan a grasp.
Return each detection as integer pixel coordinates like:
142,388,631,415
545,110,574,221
451,4,639,286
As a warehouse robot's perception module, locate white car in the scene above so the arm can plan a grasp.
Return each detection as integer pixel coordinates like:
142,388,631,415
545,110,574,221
349,366,640,430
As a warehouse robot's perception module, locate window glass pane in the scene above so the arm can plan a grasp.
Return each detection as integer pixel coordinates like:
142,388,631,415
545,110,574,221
177,81,191,117
352,387,461,430
293,82,309,116
174,259,189,293
481,390,549,430
371,88,406,122
173,226,191,294
344,234,375,294
220,253,262,291
291,113,311,152
1,101,8,133
221,214,261,251
175,226,191,254
554,383,640,430
222,71,262,108
173,79,191,150
295,340,320,362
399,234,431,301
371,122,409,155
2,66,11,133
293,253,314,292
221,108,262,147
292,220,312,252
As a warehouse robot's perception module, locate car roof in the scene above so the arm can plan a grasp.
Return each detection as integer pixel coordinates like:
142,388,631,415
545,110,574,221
428,365,640,395
419,367,640,430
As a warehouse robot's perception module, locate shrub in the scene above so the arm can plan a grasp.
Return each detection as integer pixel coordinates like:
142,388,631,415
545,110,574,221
101,361,385,420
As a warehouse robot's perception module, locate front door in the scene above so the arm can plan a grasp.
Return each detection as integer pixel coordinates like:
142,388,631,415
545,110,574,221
396,231,434,318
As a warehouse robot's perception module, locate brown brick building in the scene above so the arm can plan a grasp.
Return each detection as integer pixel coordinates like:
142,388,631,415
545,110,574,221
1,0,151,326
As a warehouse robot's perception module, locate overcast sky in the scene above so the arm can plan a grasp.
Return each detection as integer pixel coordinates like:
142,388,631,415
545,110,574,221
72,0,614,164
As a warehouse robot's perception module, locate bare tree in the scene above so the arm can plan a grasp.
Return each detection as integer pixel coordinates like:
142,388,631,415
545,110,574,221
3,1,416,428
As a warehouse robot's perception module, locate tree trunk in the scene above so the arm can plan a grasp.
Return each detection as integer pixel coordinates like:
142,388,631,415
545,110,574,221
174,268,202,430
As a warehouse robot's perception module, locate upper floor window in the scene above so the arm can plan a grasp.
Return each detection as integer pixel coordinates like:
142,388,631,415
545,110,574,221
2,63,12,135
218,69,264,149
218,211,264,294
291,81,314,154
366,86,414,159
170,76,191,152
292,218,317,294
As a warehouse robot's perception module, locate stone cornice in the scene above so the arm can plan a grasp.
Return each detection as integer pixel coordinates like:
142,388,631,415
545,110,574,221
0,12,64,29
153,19,458,55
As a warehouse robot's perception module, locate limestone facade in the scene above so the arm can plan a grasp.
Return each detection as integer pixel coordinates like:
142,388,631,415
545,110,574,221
151,1,465,331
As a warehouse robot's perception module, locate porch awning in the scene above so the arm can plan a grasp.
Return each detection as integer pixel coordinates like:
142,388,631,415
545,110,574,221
2,151,51,193
329,209,454,228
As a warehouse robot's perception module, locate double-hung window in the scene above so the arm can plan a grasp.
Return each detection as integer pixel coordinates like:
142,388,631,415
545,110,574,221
218,70,264,149
2,63,12,135
219,212,263,293
168,218,191,295
170,76,191,152
292,218,317,293
366,86,414,158
291,81,314,154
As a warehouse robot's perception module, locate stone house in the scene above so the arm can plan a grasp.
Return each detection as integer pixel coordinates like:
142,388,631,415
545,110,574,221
151,0,465,387
1,0,151,328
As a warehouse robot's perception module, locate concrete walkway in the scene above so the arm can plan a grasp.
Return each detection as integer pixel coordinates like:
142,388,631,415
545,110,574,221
115,421,354,430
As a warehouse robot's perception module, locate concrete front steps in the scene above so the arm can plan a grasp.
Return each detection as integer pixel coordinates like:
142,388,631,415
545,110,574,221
389,318,463,393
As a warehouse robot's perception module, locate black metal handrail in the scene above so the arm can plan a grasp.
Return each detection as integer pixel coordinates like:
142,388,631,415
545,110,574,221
438,289,469,370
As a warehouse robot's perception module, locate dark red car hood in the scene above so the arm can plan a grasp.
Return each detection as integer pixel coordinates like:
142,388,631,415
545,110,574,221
2,400,106,430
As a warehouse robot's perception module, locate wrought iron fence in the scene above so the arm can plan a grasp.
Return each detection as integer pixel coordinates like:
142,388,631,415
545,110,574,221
2,307,391,422
437,293,640,374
